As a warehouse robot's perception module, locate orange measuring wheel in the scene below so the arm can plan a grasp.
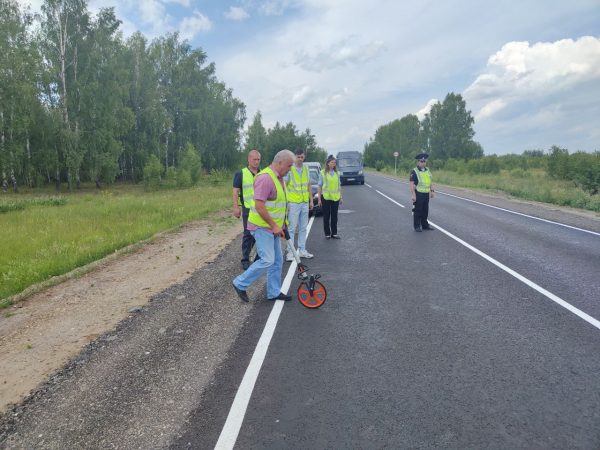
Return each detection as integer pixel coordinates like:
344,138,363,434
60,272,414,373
297,279,327,309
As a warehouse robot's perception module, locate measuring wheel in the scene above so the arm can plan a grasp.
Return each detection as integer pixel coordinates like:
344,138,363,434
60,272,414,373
297,279,327,309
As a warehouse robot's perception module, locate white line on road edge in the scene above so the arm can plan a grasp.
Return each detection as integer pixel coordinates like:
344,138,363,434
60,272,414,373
215,217,315,450
377,175,600,236
441,191,600,237
428,221,600,331
372,186,600,331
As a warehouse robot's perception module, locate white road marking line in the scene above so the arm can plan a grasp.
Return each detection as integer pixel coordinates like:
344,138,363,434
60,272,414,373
441,191,600,237
376,174,600,236
375,189,405,208
215,217,315,450
375,189,600,331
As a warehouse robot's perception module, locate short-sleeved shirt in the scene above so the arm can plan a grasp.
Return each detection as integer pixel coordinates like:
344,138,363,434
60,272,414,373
233,168,257,210
247,168,287,233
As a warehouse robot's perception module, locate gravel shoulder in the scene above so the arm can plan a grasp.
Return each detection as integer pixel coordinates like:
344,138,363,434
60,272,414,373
0,213,243,414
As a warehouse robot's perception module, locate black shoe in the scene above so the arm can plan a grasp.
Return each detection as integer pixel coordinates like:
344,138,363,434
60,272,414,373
423,226,435,231
331,234,341,239
241,260,250,270
414,226,422,232
232,281,250,303
267,292,292,301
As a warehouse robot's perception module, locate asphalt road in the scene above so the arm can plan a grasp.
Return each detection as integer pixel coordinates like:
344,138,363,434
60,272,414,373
2,172,599,449
177,172,600,449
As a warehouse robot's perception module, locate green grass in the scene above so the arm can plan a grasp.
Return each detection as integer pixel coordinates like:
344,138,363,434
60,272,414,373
372,167,600,213
0,182,231,306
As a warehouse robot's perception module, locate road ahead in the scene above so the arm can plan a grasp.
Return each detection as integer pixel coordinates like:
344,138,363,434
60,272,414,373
2,172,599,449
180,172,600,449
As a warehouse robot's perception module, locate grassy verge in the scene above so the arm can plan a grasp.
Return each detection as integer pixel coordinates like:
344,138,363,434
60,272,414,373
372,167,600,213
0,182,231,306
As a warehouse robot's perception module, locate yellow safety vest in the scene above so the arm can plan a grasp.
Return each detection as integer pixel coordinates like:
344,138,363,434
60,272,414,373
240,167,255,209
286,165,310,203
414,168,432,193
321,170,341,201
248,167,288,228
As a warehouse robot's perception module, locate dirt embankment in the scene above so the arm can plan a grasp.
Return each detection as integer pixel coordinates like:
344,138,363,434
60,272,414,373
0,214,242,413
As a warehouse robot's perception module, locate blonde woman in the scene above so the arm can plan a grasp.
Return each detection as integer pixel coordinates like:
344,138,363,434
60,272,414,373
317,155,342,239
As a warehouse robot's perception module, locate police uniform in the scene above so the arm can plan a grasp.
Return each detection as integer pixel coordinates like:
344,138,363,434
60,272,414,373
409,153,435,232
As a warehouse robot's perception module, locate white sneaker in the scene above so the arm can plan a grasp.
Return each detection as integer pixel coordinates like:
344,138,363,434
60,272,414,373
286,253,294,262
298,249,314,259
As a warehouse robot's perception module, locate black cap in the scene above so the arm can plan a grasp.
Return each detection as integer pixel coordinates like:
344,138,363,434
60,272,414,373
415,153,429,161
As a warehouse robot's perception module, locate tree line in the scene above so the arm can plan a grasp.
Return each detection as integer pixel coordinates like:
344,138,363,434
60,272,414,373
364,92,599,196
1,0,249,192
363,92,483,169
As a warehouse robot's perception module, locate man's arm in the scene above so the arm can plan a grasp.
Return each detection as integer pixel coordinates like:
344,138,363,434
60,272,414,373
409,171,417,203
232,187,241,218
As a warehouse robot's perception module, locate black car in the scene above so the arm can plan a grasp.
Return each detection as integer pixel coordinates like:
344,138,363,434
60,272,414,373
308,167,322,217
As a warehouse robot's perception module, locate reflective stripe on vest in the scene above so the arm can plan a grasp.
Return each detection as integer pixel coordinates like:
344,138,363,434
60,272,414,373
321,169,341,201
286,165,310,203
248,167,287,228
241,167,255,209
414,167,432,193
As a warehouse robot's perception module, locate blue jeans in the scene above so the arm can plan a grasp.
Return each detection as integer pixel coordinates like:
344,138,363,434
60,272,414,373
287,201,309,251
233,228,283,299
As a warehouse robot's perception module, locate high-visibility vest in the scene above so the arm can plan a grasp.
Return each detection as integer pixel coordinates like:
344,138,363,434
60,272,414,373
414,167,432,193
321,169,341,201
248,167,287,228
240,167,255,209
286,165,310,203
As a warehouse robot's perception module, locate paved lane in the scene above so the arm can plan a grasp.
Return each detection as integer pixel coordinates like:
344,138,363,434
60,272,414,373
177,173,600,449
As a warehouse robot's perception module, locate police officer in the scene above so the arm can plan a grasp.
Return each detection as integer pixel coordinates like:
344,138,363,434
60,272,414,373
409,153,435,232
232,149,261,269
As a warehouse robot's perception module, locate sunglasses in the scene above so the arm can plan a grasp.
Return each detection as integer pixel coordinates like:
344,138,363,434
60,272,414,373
418,159,427,162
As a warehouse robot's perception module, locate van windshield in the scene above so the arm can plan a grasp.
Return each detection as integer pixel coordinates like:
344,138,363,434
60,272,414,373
338,158,361,168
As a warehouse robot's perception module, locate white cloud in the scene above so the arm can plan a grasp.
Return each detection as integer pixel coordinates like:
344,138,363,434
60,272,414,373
258,0,297,16
290,85,314,106
295,38,386,72
166,0,190,6
416,99,438,120
465,36,600,119
225,6,250,21
179,11,212,40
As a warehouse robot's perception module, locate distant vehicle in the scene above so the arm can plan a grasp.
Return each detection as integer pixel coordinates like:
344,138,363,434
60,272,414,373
308,166,322,217
336,151,364,185
304,161,322,173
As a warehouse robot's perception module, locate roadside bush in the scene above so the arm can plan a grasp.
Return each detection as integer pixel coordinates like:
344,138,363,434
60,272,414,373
143,155,163,190
375,160,385,171
177,169,193,188
180,143,202,184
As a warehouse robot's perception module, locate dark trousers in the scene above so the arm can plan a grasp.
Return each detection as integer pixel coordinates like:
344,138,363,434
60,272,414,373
322,199,339,236
413,192,430,229
241,208,256,262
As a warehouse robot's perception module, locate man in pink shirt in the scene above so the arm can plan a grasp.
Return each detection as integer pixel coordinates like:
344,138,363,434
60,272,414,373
232,149,295,303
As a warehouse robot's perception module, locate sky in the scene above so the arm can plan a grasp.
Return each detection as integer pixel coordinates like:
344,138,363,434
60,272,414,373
18,0,600,157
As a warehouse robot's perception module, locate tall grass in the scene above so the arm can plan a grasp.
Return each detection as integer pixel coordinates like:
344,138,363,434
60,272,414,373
0,182,231,305
374,167,600,212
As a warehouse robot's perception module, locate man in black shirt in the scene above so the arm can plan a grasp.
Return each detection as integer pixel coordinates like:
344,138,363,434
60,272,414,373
232,149,261,269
